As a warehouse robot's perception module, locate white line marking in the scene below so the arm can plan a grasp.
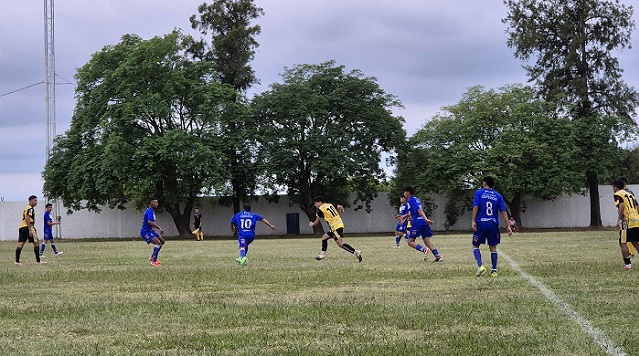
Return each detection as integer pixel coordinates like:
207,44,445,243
500,251,626,356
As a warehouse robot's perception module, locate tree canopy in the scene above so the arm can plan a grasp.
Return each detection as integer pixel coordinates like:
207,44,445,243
251,61,406,229
42,31,235,235
397,85,583,228
503,0,639,226
189,0,265,214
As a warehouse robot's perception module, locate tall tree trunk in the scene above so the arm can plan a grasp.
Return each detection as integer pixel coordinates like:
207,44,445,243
587,173,602,227
509,193,523,229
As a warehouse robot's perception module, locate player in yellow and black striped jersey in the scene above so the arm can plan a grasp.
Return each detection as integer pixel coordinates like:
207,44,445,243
15,195,45,265
613,179,639,271
308,196,362,262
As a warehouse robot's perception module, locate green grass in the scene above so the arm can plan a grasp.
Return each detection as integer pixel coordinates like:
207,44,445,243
0,231,635,355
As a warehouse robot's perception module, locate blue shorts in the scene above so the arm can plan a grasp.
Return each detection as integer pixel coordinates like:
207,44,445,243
238,233,255,248
408,221,433,239
43,231,54,241
472,221,501,246
395,223,408,233
140,230,160,244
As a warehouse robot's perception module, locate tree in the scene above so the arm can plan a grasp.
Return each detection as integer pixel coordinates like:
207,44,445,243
400,85,583,228
42,31,234,235
503,0,639,227
189,0,264,213
251,61,406,232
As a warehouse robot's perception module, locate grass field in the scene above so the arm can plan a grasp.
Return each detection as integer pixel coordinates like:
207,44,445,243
0,230,635,355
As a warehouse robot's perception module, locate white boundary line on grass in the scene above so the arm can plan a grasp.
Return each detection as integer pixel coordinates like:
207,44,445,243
500,251,627,356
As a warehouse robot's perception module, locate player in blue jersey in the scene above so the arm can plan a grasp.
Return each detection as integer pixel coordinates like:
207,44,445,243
39,203,62,258
472,176,512,277
402,186,442,262
393,196,410,248
230,204,276,265
140,199,165,266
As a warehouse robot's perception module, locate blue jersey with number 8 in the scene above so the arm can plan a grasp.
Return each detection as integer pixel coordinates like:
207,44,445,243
473,188,507,226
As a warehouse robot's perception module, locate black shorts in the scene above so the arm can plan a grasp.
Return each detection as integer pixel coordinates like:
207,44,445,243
328,227,344,240
619,227,639,244
18,227,37,244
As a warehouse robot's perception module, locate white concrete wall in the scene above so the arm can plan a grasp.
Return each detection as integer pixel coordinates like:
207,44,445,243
0,186,630,240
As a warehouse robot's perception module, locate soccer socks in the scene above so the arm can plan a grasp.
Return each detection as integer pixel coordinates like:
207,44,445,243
151,245,161,262
341,243,356,254
40,244,46,256
415,244,426,253
491,251,498,271
321,239,328,254
15,247,22,263
34,246,41,263
473,248,482,267
52,244,58,254
239,247,246,259
395,235,401,246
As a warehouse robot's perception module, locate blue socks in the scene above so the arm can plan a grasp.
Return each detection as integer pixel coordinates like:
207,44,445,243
239,247,246,258
473,248,482,267
491,251,498,270
152,244,161,261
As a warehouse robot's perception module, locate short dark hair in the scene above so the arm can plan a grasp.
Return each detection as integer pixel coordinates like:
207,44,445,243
618,177,628,184
403,186,415,195
28,195,37,201
613,179,625,190
45,203,53,208
149,198,157,205
483,176,495,188
312,196,325,203
243,204,251,211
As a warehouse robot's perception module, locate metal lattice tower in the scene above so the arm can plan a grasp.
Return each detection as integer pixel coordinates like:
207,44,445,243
44,0,62,236
44,0,55,156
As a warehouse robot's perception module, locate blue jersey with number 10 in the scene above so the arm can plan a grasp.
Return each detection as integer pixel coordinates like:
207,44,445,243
230,211,263,237
473,188,507,225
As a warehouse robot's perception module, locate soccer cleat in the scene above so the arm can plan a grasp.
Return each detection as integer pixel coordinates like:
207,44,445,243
315,254,325,261
150,261,161,266
239,257,248,265
355,250,362,263
40,255,45,258
476,265,486,277
423,248,430,261
490,270,498,277
623,265,632,271
14,262,22,266
55,252,63,256
235,257,243,263
36,261,47,265
434,255,443,262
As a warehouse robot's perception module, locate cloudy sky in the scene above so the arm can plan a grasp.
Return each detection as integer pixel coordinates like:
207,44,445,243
1,0,637,201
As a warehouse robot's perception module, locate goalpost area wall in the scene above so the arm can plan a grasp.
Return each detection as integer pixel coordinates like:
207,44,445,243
0,185,629,240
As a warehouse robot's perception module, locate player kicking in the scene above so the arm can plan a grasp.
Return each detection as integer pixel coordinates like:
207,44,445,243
309,196,362,262
402,186,442,262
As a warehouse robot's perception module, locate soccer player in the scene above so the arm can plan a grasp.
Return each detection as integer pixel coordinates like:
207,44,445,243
309,196,362,262
619,178,636,257
393,196,410,248
140,199,165,266
472,176,512,277
192,207,204,241
230,204,276,265
15,195,45,265
401,186,442,262
613,179,639,271
40,203,62,258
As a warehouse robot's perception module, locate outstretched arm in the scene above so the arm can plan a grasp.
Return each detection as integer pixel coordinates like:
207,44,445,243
261,219,276,231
